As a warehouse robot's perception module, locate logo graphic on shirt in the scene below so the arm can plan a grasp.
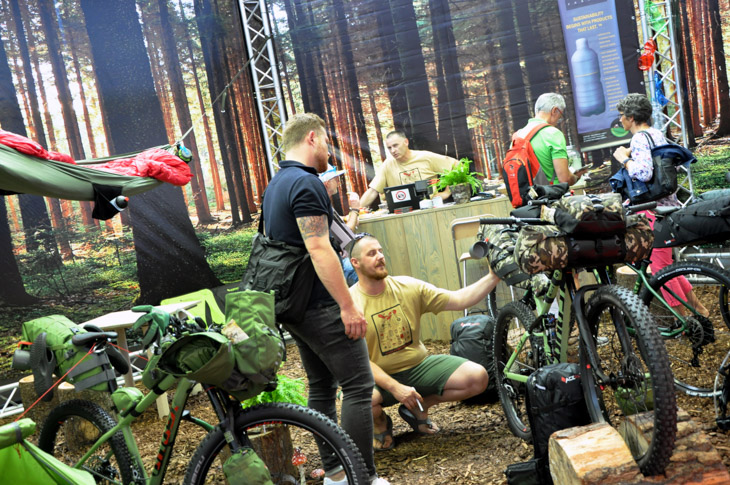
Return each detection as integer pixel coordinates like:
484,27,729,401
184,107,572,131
399,168,422,185
371,304,412,355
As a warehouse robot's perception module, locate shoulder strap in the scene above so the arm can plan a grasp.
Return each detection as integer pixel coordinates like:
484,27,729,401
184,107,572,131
524,123,550,142
640,130,656,149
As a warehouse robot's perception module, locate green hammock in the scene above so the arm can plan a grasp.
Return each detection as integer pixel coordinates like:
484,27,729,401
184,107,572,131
0,143,167,201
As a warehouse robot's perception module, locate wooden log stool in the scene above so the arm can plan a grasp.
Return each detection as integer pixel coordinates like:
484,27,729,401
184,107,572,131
549,408,730,484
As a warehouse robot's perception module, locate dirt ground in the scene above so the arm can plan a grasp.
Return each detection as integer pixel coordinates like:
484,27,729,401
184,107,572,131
14,339,721,485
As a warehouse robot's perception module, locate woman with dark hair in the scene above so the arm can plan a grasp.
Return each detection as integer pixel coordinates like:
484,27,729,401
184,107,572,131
612,93,707,317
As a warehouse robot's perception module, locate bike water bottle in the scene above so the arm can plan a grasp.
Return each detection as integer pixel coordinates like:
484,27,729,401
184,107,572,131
571,38,605,116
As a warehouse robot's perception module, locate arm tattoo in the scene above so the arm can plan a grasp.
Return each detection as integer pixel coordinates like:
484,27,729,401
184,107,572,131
297,215,328,241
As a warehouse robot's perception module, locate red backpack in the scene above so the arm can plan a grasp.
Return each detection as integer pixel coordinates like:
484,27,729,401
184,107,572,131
501,123,549,208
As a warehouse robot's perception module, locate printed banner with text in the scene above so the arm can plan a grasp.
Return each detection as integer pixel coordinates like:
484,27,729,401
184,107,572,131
558,0,643,151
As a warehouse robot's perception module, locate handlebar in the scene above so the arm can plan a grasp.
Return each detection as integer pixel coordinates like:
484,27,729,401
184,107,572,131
626,201,657,214
478,217,551,226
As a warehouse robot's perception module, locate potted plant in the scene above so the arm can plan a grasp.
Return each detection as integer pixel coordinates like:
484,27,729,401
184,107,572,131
434,158,484,204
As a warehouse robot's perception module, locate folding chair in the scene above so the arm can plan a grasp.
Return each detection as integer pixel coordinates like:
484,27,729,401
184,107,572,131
450,215,489,316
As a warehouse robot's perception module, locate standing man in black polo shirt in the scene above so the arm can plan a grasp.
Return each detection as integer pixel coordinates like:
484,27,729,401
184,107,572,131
262,113,389,485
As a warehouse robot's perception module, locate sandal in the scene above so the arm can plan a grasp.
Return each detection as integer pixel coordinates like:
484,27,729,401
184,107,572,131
398,404,438,435
373,413,395,452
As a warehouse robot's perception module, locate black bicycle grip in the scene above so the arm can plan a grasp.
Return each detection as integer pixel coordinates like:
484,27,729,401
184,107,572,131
479,217,517,225
627,201,657,213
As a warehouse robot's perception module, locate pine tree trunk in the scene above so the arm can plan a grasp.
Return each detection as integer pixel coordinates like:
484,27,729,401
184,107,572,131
156,0,213,224
707,0,730,135
81,0,221,303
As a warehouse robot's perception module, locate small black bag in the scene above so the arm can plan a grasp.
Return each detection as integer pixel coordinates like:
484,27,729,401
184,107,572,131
449,315,497,402
526,363,591,461
241,208,315,325
505,363,591,485
505,458,545,485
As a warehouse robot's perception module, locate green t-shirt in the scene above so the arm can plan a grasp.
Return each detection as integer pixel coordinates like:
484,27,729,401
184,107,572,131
516,118,568,183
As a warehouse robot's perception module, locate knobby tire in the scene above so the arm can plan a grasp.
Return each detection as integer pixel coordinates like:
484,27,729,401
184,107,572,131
580,285,676,476
184,402,369,485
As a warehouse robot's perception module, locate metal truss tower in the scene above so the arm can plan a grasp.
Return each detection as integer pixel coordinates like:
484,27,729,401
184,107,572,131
238,0,288,179
638,0,695,203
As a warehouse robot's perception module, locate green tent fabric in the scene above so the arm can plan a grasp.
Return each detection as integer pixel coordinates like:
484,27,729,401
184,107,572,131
0,143,164,201
0,419,95,485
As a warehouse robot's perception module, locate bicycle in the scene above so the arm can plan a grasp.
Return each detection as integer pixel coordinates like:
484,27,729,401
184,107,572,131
36,307,369,485
482,215,677,476
591,200,730,398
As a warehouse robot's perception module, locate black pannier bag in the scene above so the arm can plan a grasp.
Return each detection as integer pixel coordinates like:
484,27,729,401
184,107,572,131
449,315,497,402
652,195,730,248
505,363,591,485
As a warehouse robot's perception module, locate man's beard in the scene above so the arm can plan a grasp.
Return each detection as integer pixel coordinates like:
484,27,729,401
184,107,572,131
362,263,388,280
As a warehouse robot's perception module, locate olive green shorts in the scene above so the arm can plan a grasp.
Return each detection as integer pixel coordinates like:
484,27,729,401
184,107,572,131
376,354,468,408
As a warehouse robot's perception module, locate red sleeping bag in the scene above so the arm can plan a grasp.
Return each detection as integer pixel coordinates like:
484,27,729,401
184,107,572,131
0,130,192,186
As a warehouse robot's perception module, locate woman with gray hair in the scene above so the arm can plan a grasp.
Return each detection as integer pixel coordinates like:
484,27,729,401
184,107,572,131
612,93,707,317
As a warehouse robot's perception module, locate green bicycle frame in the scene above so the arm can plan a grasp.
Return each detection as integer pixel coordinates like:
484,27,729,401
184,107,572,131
501,269,577,384
73,374,213,484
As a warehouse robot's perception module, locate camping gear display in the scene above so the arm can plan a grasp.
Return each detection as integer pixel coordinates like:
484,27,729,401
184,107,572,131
157,290,284,401
652,195,730,248
515,213,653,274
15,315,121,399
609,132,695,204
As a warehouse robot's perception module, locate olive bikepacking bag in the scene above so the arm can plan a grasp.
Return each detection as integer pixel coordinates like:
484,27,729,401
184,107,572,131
158,290,285,401
0,419,95,485
514,213,653,274
17,315,120,399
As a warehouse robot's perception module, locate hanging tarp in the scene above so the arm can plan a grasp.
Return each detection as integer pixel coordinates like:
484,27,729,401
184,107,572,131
0,130,192,202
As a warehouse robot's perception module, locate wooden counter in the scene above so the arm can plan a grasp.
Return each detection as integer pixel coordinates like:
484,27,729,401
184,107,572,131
357,195,512,340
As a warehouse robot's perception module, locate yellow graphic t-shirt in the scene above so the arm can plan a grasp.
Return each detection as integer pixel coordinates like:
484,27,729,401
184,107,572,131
369,150,457,193
350,276,450,374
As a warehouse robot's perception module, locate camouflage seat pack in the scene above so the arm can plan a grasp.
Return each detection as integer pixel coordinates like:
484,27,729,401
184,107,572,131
539,193,626,236
515,213,653,274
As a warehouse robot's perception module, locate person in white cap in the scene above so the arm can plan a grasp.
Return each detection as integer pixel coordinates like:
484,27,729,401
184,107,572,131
320,164,361,286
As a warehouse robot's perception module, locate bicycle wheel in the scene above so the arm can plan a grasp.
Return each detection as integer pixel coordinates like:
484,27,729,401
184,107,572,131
580,285,676,476
493,301,545,441
184,402,369,485
38,399,142,484
486,281,530,318
640,260,730,397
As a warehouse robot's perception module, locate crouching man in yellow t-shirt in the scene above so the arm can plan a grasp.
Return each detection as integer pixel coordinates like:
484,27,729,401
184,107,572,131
348,234,500,452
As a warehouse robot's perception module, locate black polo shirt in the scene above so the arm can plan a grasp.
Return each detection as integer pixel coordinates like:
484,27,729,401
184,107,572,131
262,160,335,309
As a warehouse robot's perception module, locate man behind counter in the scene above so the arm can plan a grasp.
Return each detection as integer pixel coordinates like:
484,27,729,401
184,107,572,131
359,131,459,208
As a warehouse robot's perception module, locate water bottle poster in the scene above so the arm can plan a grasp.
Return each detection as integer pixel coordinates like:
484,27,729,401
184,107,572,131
558,0,643,150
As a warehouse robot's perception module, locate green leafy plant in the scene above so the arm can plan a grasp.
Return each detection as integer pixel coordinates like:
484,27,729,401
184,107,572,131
434,158,484,194
241,374,307,407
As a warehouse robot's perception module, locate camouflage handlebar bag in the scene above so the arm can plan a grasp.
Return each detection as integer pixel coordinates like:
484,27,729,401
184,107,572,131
476,223,550,297
158,290,285,401
539,193,626,236
515,213,653,274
